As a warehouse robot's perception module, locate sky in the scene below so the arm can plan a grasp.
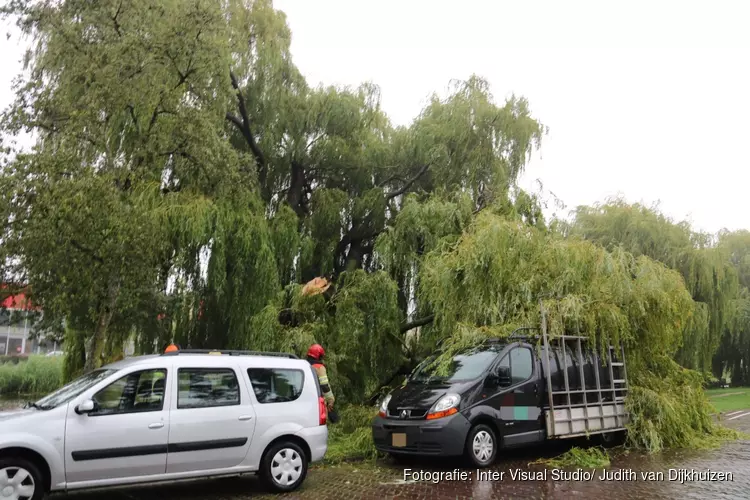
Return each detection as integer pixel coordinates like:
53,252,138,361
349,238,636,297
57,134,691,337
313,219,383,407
2,1,750,233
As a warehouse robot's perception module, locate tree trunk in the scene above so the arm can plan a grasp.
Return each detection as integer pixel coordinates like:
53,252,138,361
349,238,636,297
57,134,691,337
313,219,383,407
345,239,366,273
84,277,121,372
286,160,307,218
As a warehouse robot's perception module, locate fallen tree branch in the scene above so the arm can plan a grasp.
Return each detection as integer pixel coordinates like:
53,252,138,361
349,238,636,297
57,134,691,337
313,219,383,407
400,314,435,333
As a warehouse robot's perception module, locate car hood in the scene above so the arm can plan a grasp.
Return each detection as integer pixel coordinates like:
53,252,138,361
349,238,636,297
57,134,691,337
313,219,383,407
0,407,37,422
387,380,475,411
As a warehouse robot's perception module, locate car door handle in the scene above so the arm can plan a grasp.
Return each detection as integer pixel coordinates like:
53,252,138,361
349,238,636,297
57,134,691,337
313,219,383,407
148,423,164,429
238,415,253,421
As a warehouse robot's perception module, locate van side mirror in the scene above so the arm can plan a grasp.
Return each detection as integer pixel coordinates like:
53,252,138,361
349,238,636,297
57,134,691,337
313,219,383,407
497,366,512,386
484,373,499,387
75,399,96,415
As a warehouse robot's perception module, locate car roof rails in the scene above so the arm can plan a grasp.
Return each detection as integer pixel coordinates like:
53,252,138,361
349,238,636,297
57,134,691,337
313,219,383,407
162,349,299,359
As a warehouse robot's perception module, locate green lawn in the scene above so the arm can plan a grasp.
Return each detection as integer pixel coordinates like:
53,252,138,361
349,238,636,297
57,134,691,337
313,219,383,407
706,387,750,413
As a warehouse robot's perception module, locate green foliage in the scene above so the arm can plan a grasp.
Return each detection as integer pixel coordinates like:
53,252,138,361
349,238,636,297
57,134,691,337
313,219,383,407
0,0,546,375
534,446,611,468
247,271,403,403
715,231,750,384
569,199,738,373
325,405,381,463
0,355,63,396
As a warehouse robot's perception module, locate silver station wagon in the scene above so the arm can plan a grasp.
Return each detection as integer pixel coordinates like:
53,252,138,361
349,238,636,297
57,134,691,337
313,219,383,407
0,349,329,499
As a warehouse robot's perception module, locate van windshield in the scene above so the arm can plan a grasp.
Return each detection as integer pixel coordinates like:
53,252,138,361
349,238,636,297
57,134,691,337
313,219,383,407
410,345,504,383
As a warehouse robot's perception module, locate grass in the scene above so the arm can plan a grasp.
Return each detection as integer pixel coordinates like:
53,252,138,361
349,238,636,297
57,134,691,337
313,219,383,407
0,355,63,396
706,387,750,413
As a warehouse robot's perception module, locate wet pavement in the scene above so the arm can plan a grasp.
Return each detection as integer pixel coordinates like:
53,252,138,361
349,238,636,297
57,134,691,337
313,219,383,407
1,398,749,499
64,412,750,500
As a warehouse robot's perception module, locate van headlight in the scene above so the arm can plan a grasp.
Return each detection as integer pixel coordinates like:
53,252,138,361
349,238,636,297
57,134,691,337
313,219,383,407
378,394,392,417
427,393,461,420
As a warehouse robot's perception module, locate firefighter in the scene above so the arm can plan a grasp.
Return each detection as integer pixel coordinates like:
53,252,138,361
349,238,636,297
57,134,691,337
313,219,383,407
307,343,338,422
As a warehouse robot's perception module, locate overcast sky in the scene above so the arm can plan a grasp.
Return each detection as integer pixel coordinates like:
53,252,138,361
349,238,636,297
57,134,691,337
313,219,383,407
3,1,750,233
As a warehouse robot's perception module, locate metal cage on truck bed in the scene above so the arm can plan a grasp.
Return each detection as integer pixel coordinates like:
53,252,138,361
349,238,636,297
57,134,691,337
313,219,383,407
539,307,630,439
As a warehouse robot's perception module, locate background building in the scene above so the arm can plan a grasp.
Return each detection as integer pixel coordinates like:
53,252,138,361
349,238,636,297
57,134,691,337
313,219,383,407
1,288,62,356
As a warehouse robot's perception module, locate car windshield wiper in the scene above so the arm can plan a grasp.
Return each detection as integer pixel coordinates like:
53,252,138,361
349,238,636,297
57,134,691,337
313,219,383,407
426,377,448,385
25,401,53,411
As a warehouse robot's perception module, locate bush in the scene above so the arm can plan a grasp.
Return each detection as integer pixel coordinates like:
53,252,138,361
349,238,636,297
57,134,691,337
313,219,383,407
0,355,63,396
325,405,381,463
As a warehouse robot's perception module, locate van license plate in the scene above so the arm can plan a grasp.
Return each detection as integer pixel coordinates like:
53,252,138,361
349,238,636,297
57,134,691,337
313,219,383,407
392,433,407,447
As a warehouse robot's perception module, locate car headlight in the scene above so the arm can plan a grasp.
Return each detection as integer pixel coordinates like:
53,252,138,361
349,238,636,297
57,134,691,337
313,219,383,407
378,394,392,417
427,393,461,420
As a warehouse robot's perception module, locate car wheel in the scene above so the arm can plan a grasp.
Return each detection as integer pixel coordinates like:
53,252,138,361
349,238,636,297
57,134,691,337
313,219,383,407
465,424,497,468
260,441,308,493
0,457,45,500
598,430,626,448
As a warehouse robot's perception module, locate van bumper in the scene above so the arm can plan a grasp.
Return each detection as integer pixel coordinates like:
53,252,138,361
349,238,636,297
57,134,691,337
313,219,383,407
371,412,471,457
297,424,328,463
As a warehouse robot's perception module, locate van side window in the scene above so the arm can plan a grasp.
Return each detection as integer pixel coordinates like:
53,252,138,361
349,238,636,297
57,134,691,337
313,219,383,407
177,368,240,409
510,347,533,384
247,368,304,404
91,369,167,416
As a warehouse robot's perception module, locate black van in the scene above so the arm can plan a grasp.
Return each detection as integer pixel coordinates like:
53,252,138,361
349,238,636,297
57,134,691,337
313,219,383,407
371,334,629,467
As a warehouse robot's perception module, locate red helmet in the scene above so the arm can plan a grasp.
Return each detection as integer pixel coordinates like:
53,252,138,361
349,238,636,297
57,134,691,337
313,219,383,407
307,344,325,360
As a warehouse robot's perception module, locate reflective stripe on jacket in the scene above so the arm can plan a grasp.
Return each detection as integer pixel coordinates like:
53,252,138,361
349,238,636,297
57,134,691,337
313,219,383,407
312,362,335,405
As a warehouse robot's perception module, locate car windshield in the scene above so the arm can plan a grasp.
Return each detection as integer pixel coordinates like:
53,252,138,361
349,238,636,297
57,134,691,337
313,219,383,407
410,344,504,383
34,368,117,409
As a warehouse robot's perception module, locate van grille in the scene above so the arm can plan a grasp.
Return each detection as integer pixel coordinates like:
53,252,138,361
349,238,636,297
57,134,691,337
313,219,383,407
387,408,428,419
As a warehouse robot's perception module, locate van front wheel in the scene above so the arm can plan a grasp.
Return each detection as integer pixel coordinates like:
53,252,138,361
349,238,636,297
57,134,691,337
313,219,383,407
0,457,45,500
465,424,497,468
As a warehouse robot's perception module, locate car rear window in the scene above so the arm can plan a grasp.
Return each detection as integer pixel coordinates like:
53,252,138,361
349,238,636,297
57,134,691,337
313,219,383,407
247,368,304,404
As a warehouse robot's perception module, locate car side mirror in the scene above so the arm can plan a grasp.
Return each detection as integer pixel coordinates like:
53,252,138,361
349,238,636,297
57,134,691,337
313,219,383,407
484,373,499,387
75,399,96,415
497,366,512,386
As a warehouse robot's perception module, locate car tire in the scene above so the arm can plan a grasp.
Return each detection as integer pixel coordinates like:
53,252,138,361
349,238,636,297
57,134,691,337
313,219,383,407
464,424,497,468
598,430,626,448
260,441,309,493
389,452,409,464
0,456,45,500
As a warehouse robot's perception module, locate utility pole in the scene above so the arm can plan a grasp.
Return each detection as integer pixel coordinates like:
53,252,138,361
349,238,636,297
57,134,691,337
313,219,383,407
21,310,28,355
5,311,11,356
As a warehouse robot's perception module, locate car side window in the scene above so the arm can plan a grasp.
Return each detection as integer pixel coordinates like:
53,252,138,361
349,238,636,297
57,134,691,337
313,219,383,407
510,347,533,384
177,368,240,409
247,368,304,404
498,355,510,370
91,369,167,416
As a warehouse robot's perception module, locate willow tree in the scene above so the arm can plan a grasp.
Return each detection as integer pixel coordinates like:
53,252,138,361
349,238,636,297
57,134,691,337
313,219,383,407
1,0,548,390
568,200,738,374
714,230,750,384
416,210,732,452
0,0,267,374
